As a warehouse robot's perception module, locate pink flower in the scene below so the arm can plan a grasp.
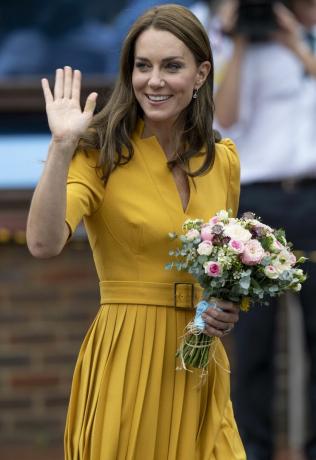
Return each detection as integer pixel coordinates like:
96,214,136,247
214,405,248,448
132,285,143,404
201,225,214,241
289,253,296,266
264,265,279,279
186,229,200,241
228,239,245,254
204,261,222,277
209,216,219,225
269,237,284,253
241,239,265,265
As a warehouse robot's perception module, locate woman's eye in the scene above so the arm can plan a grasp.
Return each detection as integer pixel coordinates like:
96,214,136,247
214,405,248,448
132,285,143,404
166,62,182,71
135,62,150,71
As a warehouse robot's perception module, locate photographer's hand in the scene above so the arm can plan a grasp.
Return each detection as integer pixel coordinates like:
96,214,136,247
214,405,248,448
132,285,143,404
214,36,247,129
273,2,316,77
218,0,238,35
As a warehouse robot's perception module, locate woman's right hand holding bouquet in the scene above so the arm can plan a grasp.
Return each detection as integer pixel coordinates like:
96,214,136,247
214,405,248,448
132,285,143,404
201,299,240,338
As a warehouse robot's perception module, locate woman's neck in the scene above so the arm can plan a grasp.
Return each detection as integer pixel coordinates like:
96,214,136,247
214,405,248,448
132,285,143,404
142,119,177,160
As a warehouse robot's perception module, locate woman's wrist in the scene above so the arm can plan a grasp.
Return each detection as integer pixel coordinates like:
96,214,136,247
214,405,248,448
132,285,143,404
51,134,80,148
47,137,78,166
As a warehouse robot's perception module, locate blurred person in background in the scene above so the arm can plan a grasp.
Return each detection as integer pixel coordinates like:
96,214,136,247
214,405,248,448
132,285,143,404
191,0,237,89
195,0,316,459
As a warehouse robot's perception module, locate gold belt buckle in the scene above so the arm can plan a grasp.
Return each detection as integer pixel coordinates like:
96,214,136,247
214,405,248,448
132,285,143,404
174,282,195,310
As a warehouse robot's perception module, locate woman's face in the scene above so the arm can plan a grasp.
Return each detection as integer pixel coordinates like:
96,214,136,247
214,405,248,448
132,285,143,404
132,27,210,127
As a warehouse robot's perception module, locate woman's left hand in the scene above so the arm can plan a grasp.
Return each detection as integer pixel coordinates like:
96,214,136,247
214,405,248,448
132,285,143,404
202,299,240,338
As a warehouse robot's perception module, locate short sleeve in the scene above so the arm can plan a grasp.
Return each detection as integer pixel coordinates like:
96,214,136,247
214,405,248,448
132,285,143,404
220,138,240,217
66,149,104,235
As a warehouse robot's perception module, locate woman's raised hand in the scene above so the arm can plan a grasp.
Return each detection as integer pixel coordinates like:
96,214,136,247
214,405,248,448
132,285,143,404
41,66,98,144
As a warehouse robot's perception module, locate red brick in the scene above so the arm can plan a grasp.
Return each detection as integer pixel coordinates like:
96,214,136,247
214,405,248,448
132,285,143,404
11,375,59,388
0,355,30,367
10,332,56,345
0,397,32,410
44,353,77,365
45,395,69,408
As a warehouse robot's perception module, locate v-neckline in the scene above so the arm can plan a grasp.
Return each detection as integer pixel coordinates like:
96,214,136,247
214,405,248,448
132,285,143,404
135,120,193,215
170,165,192,214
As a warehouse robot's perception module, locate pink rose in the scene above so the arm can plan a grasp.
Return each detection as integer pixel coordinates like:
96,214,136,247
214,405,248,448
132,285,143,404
289,253,296,266
228,239,245,254
269,237,284,253
209,216,219,225
201,225,214,241
204,261,222,277
186,229,200,241
264,265,279,279
241,239,265,265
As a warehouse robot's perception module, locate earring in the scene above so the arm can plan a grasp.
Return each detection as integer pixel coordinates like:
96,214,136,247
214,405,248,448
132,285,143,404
192,88,198,99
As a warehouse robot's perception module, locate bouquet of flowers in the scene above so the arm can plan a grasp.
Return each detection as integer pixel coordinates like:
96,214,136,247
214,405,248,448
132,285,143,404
166,210,307,371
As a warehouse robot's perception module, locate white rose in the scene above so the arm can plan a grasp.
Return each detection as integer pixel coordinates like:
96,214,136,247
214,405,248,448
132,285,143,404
217,210,229,221
197,241,213,256
224,223,252,243
293,283,302,292
274,250,292,272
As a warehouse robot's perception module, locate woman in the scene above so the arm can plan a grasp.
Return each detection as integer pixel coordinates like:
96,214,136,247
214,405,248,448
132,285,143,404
26,4,245,459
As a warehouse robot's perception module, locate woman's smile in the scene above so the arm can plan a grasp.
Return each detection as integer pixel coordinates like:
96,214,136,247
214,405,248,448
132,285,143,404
145,94,173,103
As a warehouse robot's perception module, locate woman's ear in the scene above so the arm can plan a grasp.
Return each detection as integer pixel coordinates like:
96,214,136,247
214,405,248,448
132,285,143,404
195,61,212,89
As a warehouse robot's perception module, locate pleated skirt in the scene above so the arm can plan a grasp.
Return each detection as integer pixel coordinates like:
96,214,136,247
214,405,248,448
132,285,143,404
64,304,246,460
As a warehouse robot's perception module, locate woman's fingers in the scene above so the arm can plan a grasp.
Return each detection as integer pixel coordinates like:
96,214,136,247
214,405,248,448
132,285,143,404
41,78,53,105
204,323,234,338
204,304,239,322
83,92,98,114
54,68,64,99
53,67,77,100
71,69,82,102
202,300,240,337
63,66,73,98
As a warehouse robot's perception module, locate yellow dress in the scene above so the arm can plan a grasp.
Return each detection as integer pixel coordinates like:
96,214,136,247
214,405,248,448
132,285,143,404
64,120,246,460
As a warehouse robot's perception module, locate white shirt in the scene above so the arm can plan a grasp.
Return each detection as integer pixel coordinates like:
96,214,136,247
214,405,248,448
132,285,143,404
220,41,316,184
191,3,316,184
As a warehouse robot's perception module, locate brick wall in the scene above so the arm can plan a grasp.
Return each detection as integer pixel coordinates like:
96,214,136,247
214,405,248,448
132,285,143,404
0,240,99,448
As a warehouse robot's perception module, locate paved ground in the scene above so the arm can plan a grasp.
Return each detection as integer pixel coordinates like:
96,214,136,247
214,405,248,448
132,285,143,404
0,445,307,460
1,445,63,460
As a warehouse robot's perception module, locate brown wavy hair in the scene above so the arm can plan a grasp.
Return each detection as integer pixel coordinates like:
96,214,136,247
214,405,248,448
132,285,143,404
80,3,220,183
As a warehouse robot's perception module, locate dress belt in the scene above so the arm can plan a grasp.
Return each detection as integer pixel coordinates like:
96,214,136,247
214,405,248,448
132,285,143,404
99,281,203,310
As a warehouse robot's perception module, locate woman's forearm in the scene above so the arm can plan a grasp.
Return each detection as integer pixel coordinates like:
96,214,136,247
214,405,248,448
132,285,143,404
26,138,77,258
214,38,246,128
294,42,316,77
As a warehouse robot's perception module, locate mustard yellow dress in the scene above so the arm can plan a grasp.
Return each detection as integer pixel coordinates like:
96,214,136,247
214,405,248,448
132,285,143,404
64,120,246,460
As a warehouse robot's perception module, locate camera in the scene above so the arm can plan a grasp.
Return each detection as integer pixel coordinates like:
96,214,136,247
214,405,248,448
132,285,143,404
234,0,290,41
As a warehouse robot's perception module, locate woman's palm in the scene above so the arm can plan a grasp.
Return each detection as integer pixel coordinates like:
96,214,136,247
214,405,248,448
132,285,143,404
42,67,97,141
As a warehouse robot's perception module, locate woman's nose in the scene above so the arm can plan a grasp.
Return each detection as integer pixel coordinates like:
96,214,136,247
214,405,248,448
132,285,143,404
148,70,164,89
